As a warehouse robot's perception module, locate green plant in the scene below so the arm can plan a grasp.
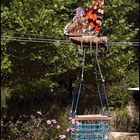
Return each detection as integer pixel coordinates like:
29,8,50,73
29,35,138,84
1,87,12,109
111,107,139,132
1,110,71,140
108,69,139,108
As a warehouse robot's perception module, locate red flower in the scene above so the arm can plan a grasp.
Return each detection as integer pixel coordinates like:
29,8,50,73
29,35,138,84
89,22,95,28
95,25,101,31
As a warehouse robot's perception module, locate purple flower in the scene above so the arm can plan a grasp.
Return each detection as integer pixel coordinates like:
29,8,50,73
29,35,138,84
66,128,71,133
66,127,76,133
37,111,42,116
70,127,76,132
76,7,85,16
46,120,52,125
71,119,76,125
59,135,66,139
71,119,81,126
73,7,85,21
51,119,57,124
75,120,81,125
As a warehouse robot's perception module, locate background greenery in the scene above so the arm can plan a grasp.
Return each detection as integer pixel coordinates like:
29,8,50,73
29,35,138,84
1,0,139,139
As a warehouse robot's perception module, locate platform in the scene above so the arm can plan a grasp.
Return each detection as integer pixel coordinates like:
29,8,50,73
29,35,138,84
74,114,112,121
70,36,108,45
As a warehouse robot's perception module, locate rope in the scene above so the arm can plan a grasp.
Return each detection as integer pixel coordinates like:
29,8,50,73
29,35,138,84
94,42,111,116
95,43,103,79
94,43,105,114
102,82,111,116
72,83,83,116
69,39,137,117
90,41,93,57
70,42,86,117
70,41,111,117
70,85,79,116
97,82,105,115
77,42,84,82
81,45,86,82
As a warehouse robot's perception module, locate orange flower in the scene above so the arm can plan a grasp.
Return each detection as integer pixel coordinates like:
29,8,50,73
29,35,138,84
86,9,100,21
89,22,95,28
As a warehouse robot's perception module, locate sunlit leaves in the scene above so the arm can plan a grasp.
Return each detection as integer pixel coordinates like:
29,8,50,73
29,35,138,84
1,56,12,73
1,0,139,88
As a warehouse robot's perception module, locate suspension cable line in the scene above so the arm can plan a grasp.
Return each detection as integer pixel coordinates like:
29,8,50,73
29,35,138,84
1,35,139,46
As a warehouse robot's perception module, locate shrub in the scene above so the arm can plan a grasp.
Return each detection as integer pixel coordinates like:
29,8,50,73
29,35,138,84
111,107,139,132
1,110,71,140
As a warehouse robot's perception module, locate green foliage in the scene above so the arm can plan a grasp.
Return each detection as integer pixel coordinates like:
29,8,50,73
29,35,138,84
1,0,139,137
112,107,139,132
1,87,12,109
108,69,139,108
1,0,139,88
98,0,139,82
1,109,71,140
108,86,132,108
1,0,80,87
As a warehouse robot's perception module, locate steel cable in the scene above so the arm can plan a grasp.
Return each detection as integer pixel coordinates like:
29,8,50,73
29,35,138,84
1,36,139,46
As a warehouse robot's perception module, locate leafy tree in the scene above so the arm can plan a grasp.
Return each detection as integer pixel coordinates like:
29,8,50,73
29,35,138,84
1,0,139,109
1,0,80,88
